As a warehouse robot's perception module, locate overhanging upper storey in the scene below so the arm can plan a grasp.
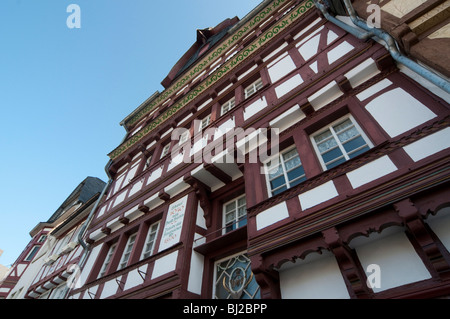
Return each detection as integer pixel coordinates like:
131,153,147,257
109,0,315,160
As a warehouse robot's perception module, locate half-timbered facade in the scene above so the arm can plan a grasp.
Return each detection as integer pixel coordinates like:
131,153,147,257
70,0,450,299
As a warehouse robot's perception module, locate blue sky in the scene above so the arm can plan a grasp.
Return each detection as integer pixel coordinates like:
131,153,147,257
0,0,261,267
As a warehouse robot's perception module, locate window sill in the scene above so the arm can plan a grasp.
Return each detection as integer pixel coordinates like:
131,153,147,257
194,225,247,256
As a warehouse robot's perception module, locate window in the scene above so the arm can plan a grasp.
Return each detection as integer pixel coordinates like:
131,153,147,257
312,115,372,170
25,246,40,261
144,155,153,169
214,253,260,299
179,130,190,145
199,114,211,131
118,234,137,270
99,243,116,278
265,147,306,196
223,195,247,234
160,143,171,159
221,97,235,116
38,235,47,243
141,221,160,260
244,78,263,99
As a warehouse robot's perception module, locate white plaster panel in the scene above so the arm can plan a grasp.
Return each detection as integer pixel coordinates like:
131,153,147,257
365,88,437,137
129,179,143,197
79,244,102,287
274,74,303,98
267,53,297,83
299,181,339,210
256,202,290,231
124,265,147,291
269,104,305,133
350,227,431,293
346,156,397,189
403,128,450,162
151,251,178,279
279,251,350,299
356,78,392,101
307,81,342,110
100,277,120,299
293,18,322,40
426,207,450,252
146,166,163,186
243,96,268,121
113,190,127,208
196,203,206,229
327,41,354,64
82,286,98,299
297,33,320,61
345,58,381,89
187,251,204,295
16,264,26,276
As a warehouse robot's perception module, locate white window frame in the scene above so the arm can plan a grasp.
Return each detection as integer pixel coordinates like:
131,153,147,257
199,114,211,131
118,233,137,270
140,221,160,260
98,243,117,278
244,78,263,99
222,195,247,235
160,143,171,159
221,97,236,116
38,235,47,243
178,130,191,145
263,145,306,197
310,114,373,171
24,245,40,262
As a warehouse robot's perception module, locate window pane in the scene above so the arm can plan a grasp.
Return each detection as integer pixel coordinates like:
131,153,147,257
268,163,283,179
314,130,333,143
326,157,347,170
342,136,366,153
238,206,246,218
238,197,246,208
284,156,301,171
272,186,287,196
333,118,353,133
317,137,338,154
287,166,305,183
337,126,359,144
226,211,236,224
270,175,286,190
225,201,236,213
322,147,344,164
348,145,370,159
238,216,247,228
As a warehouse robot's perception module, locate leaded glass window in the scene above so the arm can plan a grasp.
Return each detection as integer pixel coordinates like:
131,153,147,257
214,253,260,299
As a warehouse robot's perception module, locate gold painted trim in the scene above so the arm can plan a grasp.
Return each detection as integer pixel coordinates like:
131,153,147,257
124,0,294,129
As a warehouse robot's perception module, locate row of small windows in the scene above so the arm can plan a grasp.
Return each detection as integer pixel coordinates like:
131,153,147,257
265,114,372,196
98,221,160,279
159,78,264,159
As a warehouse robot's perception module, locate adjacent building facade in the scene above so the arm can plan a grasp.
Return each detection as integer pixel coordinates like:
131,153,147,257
0,177,105,299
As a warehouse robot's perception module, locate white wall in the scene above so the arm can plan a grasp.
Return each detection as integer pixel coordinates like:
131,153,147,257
278,250,350,299
349,226,431,293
